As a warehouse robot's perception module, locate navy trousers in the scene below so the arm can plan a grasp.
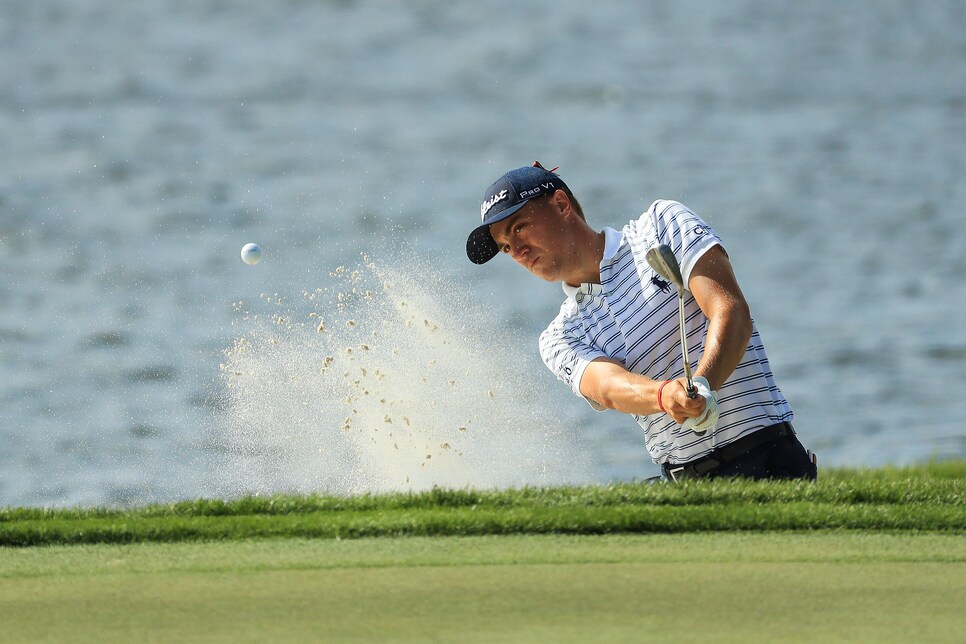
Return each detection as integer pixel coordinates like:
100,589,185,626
709,434,817,481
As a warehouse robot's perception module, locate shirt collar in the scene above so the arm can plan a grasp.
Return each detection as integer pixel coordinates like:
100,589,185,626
561,227,624,299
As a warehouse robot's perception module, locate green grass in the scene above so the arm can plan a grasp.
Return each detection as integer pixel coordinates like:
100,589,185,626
2,461,963,546
2,462,964,642
1,533,964,642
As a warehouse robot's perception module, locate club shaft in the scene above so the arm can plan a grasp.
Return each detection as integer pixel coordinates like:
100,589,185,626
677,294,696,396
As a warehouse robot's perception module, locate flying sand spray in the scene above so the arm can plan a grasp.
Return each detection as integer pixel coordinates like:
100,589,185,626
212,253,594,497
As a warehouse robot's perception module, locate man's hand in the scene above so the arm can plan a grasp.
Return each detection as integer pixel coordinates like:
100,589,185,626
659,378,707,425
682,376,719,435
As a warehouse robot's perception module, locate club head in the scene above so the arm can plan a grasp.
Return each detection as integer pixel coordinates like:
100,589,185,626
645,244,685,290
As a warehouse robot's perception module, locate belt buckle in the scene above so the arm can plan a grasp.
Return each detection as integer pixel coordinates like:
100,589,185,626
668,466,685,482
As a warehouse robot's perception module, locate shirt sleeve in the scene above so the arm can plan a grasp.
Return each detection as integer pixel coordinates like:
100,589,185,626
539,303,609,411
647,200,724,288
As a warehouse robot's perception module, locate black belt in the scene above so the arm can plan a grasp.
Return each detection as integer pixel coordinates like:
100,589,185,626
662,422,796,481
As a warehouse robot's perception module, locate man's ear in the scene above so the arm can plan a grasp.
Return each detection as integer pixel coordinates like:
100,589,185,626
550,189,573,219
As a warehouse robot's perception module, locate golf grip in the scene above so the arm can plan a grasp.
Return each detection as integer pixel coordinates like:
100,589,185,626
688,381,705,434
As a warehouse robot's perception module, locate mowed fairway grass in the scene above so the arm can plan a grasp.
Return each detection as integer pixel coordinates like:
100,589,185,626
2,462,964,643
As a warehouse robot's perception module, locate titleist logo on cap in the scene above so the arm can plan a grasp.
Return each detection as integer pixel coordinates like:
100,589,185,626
480,189,509,220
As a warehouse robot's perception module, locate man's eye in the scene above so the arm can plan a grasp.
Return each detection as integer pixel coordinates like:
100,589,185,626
500,244,510,253
514,224,525,233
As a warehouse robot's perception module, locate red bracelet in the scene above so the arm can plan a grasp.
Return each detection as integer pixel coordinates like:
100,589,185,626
657,380,672,413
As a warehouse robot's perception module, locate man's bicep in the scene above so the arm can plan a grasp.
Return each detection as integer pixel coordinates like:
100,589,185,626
539,318,611,403
688,244,749,318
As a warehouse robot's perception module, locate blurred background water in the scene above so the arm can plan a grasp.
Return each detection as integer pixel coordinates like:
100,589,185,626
1,0,964,507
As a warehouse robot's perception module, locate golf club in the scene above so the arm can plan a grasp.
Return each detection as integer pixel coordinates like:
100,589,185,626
645,244,698,400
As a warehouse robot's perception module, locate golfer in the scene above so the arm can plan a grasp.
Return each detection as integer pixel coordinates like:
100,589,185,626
467,163,816,481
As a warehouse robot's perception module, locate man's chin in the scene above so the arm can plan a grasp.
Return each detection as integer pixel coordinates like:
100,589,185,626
530,266,559,283
518,258,558,282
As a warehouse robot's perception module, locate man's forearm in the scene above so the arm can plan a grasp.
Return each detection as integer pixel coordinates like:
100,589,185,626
581,359,663,416
580,359,706,423
688,245,754,391
694,301,752,391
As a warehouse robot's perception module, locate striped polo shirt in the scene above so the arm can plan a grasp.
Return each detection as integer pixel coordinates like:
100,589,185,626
538,200,793,465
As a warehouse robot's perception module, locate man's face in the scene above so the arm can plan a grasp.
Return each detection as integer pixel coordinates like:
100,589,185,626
489,192,575,282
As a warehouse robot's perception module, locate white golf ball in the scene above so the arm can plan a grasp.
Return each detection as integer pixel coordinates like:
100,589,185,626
240,243,262,265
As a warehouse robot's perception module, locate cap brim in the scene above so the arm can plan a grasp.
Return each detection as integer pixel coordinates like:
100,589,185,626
466,224,499,264
465,201,528,265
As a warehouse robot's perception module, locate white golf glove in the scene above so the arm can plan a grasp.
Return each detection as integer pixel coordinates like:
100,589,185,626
682,376,719,435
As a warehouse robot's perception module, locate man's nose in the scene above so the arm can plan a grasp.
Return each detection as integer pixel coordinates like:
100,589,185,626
509,241,527,263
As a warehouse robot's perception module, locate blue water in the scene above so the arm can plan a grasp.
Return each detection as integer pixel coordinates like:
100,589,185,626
1,0,964,507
